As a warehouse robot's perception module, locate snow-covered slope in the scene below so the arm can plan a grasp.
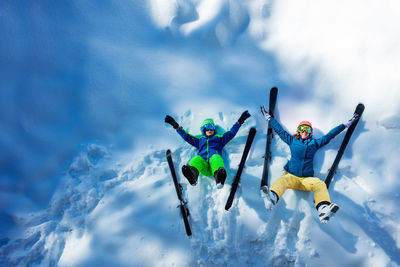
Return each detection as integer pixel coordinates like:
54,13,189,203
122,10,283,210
1,0,400,266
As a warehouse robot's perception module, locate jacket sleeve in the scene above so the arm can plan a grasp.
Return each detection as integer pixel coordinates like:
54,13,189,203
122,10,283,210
220,122,241,146
269,117,293,145
315,124,346,148
176,127,200,148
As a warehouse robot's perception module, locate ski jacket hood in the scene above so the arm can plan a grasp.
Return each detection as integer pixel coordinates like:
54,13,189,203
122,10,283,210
200,118,216,136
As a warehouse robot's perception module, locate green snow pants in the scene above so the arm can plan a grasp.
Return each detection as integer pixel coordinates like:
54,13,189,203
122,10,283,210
188,154,225,177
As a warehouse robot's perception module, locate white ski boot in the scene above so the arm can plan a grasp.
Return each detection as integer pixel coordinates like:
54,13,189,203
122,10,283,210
261,186,277,210
318,203,339,224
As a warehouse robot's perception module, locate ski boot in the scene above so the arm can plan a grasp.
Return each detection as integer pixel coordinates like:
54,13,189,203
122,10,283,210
261,186,278,210
318,203,339,224
214,167,227,189
182,165,199,186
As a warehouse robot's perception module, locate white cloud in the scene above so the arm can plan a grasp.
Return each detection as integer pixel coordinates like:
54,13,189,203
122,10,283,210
260,0,400,114
148,0,178,28
180,0,225,35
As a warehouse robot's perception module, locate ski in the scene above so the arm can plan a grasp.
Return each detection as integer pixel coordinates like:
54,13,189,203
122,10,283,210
260,87,278,198
166,149,192,236
325,103,365,189
225,127,257,211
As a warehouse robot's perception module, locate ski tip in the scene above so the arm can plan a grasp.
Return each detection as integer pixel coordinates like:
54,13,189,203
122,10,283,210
271,86,278,91
224,200,233,211
250,127,257,133
356,103,365,110
166,149,171,156
354,103,365,116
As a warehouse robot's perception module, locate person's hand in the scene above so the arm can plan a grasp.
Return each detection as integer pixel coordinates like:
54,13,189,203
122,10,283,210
260,105,271,121
344,114,359,128
238,110,251,125
165,115,179,129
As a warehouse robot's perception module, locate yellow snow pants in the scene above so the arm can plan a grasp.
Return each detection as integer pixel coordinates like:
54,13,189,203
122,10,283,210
270,172,331,207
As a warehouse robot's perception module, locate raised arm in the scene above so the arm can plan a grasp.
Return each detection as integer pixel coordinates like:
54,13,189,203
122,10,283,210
176,127,200,148
315,113,358,148
220,110,251,146
165,115,200,148
269,117,293,145
260,106,293,145
315,124,345,148
220,122,241,146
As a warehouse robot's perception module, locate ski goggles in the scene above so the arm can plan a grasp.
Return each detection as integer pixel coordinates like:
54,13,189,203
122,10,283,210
297,125,312,133
203,124,215,131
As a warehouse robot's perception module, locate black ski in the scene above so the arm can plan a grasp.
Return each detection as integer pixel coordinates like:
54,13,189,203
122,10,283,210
166,149,192,236
225,127,257,211
325,103,365,189
260,87,278,197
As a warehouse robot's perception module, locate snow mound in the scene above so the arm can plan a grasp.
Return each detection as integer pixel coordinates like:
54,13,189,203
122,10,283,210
2,122,400,266
2,1,400,266
379,114,400,130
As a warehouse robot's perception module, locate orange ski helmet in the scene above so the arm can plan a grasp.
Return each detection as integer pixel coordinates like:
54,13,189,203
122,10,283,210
298,121,312,129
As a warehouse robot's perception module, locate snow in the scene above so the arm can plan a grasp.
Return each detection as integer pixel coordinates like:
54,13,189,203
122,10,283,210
1,0,400,266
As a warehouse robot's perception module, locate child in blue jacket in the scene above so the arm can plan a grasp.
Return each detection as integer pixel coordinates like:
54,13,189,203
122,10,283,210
260,106,358,224
165,111,251,187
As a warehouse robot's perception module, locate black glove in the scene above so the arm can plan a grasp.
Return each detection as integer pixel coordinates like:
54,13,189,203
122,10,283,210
165,115,179,129
238,110,251,125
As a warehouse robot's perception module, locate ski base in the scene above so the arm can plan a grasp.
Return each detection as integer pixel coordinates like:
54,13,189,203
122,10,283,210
324,103,365,188
225,127,257,211
260,87,278,189
166,149,192,236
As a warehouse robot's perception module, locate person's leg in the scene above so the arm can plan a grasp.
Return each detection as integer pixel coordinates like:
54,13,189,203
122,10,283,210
209,154,226,185
188,155,212,176
270,172,302,200
298,177,331,208
209,154,225,174
182,155,208,185
298,177,339,224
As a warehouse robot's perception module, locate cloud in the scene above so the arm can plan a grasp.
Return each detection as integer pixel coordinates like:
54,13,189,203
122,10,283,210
260,0,400,114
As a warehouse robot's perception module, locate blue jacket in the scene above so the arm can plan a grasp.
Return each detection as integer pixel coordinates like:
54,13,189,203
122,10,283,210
176,122,241,162
269,117,345,177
